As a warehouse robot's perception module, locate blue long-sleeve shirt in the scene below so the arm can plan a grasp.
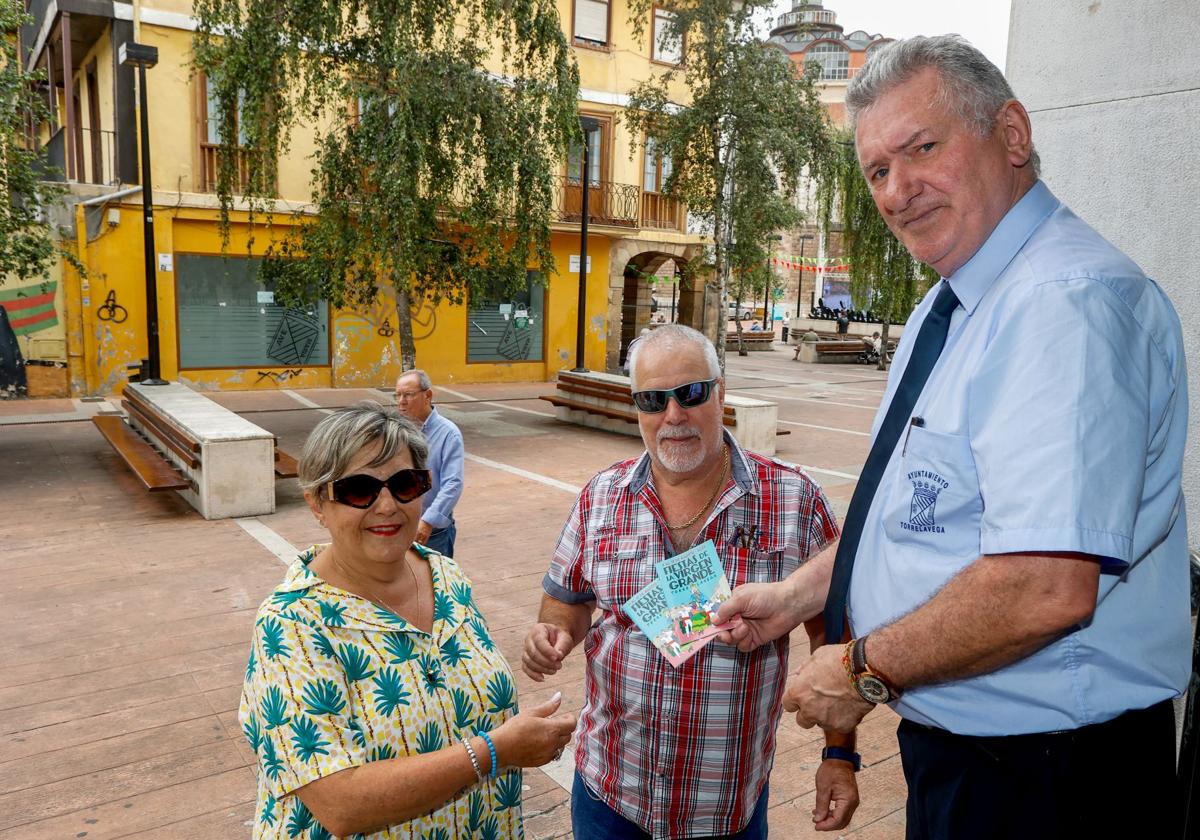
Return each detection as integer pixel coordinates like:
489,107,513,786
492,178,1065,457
420,407,464,529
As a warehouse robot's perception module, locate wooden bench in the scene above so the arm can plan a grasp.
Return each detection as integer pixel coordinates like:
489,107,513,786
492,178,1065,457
724,332,775,350
94,384,298,504
92,414,191,492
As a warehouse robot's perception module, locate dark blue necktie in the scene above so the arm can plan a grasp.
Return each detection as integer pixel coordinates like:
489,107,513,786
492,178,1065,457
823,282,961,644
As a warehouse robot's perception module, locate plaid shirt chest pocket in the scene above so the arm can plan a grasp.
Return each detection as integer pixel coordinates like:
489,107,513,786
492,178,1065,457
725,542,787,586
586,534,653,611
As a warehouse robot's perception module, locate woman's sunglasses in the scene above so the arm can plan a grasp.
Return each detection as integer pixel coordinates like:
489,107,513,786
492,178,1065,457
325,469,432,509
630,378,718,413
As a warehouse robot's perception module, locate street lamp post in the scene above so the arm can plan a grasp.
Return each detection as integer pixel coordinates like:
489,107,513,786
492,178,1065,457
573,116,599,372
119,41,165,385
793,232,815,326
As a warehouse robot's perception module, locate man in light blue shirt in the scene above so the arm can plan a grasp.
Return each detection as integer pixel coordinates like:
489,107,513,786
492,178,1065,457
720,35,1188,839
395,369,464,557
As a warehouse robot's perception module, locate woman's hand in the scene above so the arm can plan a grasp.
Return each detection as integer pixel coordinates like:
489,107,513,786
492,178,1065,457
491,692,577,769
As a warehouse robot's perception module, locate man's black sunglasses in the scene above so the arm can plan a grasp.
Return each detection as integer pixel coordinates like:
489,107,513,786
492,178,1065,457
326,469,432,509
631,378,719,413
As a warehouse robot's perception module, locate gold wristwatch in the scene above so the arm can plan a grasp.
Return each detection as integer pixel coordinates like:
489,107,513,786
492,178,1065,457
845,636,902,705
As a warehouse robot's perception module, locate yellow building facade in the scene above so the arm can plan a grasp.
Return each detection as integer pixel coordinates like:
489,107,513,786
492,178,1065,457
10,0,710,396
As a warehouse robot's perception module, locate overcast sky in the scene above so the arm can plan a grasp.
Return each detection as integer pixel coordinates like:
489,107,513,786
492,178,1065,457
758,1,1013,71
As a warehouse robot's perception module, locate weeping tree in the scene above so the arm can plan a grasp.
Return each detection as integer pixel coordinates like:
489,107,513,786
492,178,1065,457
192,0,580,369
813,129,936,369
1,2,70,285
623,0,829,366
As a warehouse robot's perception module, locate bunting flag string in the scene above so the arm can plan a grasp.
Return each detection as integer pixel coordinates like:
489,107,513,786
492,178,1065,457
769,257,851,272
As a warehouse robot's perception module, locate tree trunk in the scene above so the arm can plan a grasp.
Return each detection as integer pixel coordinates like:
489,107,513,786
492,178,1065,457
395,286,417,373
878,320,891,372
734,291,747,356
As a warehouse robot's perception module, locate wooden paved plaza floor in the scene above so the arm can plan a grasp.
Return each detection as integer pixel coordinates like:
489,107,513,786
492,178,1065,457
0,343,907,838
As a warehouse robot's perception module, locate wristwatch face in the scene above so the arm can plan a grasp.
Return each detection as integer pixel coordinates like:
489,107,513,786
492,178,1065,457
855,674,892,705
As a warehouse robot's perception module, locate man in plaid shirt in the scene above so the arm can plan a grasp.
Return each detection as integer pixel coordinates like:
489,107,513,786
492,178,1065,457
522,325,860,839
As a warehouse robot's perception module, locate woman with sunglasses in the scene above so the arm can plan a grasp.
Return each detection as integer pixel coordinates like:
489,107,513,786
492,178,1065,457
239,403,576,839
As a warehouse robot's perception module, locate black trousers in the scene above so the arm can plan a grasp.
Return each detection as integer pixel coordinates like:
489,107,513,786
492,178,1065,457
898,699,1179,840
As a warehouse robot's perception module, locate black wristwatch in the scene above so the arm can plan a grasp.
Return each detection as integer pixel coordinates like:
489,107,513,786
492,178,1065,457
820,746,862,771
849,635,902,705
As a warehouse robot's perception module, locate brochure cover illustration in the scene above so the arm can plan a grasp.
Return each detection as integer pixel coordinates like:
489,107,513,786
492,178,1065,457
624,540,739,667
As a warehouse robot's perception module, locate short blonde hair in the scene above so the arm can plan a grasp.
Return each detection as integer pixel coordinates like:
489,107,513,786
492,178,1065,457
298,402,428,495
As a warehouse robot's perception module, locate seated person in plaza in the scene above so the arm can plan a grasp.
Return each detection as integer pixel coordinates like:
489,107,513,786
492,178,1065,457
793,327,821,359
862,331,882,354
239,403,575,839
522,324,860,838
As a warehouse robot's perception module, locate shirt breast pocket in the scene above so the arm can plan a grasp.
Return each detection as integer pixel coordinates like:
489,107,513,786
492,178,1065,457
881,425,983,558
587,535,652,611
726,543,787,587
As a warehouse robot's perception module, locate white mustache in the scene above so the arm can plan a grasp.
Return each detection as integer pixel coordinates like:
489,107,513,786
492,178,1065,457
657,426,699,443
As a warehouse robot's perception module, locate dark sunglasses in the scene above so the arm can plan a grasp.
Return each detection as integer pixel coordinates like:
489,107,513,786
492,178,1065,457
325,469,432,509
631,378,718,413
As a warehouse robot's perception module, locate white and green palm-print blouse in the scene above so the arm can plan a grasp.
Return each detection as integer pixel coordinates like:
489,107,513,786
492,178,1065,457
239,544,523,840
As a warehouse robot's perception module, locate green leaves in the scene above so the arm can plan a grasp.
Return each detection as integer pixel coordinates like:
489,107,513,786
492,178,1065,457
289,714,331,762
243,712,263,753
465,790,486,834
302,679,347,716
336,643,376,682
433,591,455,624
261,685,292,730
382,631,417,664
285,798,313,838
192,0,580,369
451,688,477,732
494,770,522,811
469,617,496,652
440,637,470,668
372,667,413,716
260,617,291,661
450,580,473,608
318,599,348,627
261,734,285,781
485,672,516,714
415,721,445,754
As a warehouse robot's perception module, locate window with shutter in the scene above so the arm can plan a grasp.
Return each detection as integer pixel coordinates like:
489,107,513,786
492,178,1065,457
575,0,610,46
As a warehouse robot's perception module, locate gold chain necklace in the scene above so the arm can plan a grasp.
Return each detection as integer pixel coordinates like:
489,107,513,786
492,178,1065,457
329,549,425,628
665,444,730,531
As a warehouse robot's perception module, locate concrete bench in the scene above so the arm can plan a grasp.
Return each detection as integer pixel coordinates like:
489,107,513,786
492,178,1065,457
795,339,892,364
540,370,787,456
94,382,287,519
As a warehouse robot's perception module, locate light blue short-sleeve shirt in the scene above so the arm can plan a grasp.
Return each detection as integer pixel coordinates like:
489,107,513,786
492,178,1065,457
848,181,1190,736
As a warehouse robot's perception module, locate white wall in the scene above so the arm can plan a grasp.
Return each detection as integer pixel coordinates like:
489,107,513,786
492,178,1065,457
1007,0,1200,552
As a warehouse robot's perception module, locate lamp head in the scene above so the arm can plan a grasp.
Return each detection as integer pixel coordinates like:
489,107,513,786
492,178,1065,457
119,42,159,68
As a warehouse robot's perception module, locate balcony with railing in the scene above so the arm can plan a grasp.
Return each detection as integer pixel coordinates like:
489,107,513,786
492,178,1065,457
41,126,119,185
640,191,683,230
200,144,263,194
552,177,685,232
554,176,640,227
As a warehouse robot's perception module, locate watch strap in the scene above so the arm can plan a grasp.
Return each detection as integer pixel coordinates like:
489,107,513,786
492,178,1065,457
821,746,862,771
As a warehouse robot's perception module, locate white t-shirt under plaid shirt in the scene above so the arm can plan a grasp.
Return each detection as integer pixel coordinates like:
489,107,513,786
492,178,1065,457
543,434,839,838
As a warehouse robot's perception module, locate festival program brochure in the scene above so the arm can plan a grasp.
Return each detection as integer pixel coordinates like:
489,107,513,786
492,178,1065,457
624,540,739,668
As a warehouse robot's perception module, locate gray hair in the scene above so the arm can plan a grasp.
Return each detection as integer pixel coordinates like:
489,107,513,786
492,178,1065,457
847,35,1040,175
628,324,720,390
298,402,428,496
398,368,432,391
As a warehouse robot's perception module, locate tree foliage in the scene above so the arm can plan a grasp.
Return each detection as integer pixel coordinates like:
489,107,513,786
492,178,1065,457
192,0,580,368
623,0,829,364
812,127,936,367
1,2,69,284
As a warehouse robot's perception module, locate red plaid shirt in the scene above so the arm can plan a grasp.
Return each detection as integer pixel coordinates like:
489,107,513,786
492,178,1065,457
544,435,839,838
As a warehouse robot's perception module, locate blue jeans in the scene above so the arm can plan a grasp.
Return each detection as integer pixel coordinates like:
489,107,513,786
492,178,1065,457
423,520,456,557
571,771,769,840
